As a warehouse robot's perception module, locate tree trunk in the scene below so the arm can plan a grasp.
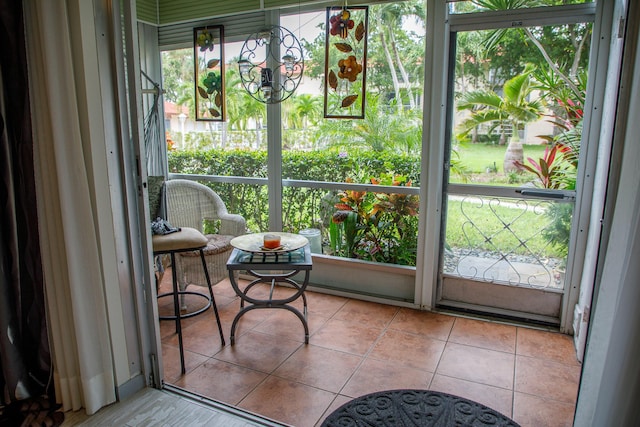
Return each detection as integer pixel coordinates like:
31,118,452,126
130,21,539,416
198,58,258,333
221,121,227,149
389,30,416,109
379,31,402,112
523,27,581,100
503,138,524,173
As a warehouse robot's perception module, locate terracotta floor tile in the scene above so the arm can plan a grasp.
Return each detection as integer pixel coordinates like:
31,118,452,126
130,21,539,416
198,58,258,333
437,342,515,390
214,330,302,373
333,299,399,329
158,317,179,340
162,315,225,357
158,269,234,302
341,357,433,398
186,284,238,305
172,358,267,406
235,281,274,301
157,297,216,331
305,290,349,318
513,392,575,427
156,280,236,339
269,287,347,319
368,329,445,371
210,278,245,299
267,290,305,316
317,395,353,427
216,300,274,339
209,291,238,309
388,308,455,340
161,344,208,383
430,374,513,418
253,309,329,343
273,345,362,392
516,327,580,366
238,376,335,427
309,318,382,356
160,288,579,427
515,355,581,403
449,317,517,353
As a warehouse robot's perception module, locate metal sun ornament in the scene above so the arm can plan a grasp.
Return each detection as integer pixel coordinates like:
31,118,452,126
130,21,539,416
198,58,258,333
238,26,304,104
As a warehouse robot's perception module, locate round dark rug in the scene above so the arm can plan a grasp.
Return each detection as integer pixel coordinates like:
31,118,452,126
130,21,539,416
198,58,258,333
321,389,520,427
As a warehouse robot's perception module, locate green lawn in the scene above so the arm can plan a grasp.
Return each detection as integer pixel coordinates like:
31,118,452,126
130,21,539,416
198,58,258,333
454,142,547,174
444,142,567,259
445,197,563,258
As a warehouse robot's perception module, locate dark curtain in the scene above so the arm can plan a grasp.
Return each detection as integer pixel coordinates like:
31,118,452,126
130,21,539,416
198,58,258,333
0,0,55,421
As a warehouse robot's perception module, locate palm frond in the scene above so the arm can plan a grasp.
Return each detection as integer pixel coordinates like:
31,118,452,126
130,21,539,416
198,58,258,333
503,65,534,103
456,110,507,137
457,90,502,110
473,0,540,10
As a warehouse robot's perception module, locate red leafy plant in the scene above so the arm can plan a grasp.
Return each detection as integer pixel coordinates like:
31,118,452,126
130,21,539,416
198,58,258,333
515,144,574,189
331,175,419,264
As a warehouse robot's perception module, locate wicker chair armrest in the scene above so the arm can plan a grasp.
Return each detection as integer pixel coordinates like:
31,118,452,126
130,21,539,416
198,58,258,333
219,213,246,236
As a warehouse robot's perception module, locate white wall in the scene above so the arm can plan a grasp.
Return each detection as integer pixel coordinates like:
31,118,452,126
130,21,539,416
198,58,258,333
573,5,640,424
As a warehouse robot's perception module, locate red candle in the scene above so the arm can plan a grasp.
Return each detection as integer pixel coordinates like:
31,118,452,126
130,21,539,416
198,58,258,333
263,234,281,249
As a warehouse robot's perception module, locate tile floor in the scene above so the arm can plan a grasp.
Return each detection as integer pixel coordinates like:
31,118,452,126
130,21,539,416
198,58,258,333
158,274,581,427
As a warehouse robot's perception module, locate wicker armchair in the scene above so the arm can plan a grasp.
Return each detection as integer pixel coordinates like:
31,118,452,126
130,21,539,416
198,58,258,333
165,179,246,293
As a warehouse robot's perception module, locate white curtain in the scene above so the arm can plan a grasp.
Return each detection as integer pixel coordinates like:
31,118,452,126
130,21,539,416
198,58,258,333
23,0,116,414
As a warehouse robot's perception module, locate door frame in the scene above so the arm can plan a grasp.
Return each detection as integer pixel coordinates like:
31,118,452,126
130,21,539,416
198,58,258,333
420,0,611,333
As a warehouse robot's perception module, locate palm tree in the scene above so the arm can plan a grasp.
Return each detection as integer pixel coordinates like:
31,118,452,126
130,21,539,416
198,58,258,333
456,65,544,172
371,1,425,111
221,68,250,148
317,94,422,154
224,66,266,149
292,94,323,129
287,94,323,149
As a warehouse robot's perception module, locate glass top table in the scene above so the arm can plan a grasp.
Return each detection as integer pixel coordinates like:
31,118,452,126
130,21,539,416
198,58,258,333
226,242,312,345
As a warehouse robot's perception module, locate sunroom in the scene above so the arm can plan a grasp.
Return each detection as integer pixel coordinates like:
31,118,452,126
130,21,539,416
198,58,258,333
138,0,601,332
3,0,639,426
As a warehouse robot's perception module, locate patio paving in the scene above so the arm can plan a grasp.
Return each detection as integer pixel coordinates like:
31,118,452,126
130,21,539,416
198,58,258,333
446,252,564,289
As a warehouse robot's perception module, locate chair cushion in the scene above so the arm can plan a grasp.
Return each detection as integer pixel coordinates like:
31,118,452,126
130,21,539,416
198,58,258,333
152,227,208,253
179,234,234,257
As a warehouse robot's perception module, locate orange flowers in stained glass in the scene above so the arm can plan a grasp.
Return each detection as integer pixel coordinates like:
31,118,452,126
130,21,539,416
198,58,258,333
338,55,362,82
324,6,368,119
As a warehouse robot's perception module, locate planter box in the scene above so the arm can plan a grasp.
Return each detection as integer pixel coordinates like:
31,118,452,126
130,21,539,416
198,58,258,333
308,253,416,302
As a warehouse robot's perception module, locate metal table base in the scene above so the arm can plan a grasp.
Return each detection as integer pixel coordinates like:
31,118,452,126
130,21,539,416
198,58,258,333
226,245,312,345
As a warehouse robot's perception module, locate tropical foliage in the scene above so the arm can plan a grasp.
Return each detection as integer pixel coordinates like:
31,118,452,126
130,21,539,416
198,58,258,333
168,149,421,265
516,144,574,189
456,65,544,144
331,175,419,265
160,0,593,266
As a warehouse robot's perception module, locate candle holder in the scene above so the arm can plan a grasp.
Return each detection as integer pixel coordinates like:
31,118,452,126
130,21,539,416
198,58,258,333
263,234,282,249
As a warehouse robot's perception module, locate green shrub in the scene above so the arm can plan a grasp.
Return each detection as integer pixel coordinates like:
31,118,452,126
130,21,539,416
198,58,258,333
168,149,421,265
168,149,568,266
